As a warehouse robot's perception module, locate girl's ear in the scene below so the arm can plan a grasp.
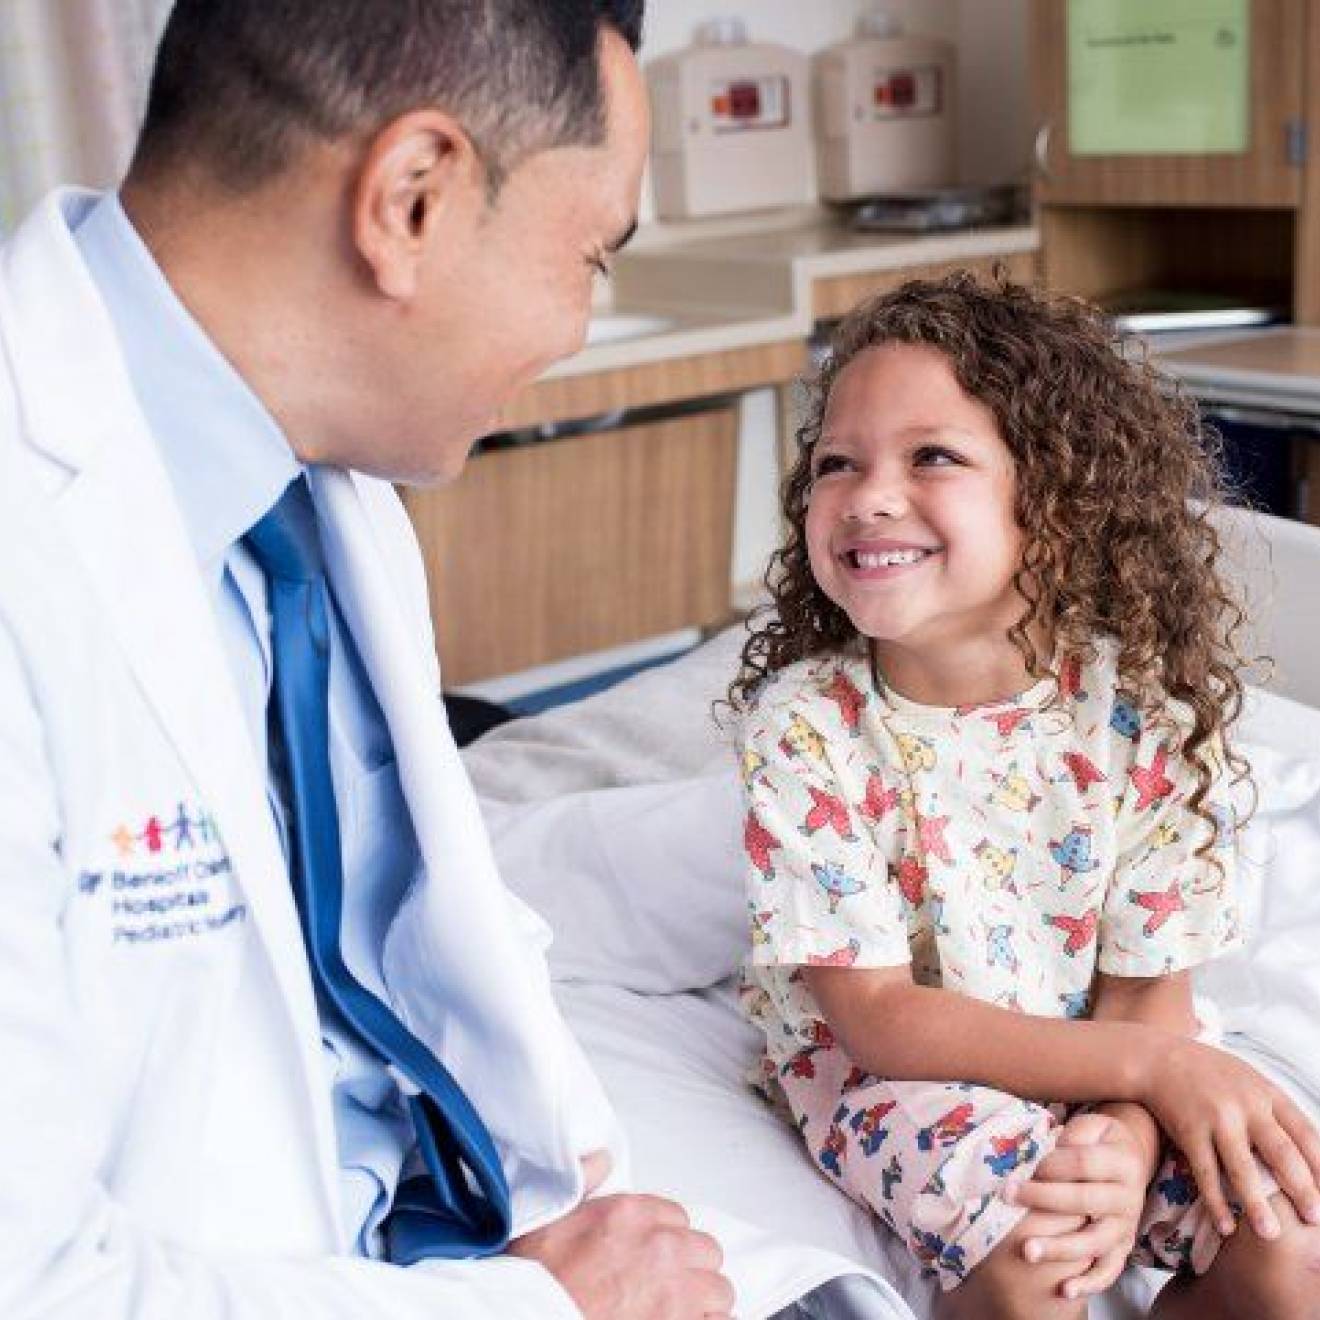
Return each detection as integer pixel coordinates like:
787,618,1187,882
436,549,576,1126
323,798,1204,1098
351,109,484,301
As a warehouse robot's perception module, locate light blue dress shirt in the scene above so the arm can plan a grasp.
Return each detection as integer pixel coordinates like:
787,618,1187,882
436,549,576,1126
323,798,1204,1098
74,195,419,1257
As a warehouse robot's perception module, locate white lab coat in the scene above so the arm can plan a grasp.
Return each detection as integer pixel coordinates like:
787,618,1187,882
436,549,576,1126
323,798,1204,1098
0,190,621,1318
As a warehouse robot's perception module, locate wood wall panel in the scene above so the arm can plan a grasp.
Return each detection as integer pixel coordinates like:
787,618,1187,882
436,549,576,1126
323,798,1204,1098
497,339,805,431
811,250,1040,322
1039,207,1295,306
403,410,738,684
1038,207,1164,301
1296,0,1320,323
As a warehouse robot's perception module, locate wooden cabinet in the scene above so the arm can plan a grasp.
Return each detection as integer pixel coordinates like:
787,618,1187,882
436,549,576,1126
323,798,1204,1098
403,408,739,685
1031,0,1307,209
1032,0,1320,323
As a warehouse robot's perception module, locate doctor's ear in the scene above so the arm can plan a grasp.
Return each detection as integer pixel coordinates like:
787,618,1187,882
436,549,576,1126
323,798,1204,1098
352,110,482,302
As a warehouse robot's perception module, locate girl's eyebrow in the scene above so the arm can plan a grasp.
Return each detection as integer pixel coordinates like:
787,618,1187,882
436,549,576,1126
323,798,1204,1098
819,423,983,446
902,423,982,442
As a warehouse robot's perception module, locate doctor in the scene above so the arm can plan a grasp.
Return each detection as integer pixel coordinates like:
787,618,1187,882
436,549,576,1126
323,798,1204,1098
0,1,733,1316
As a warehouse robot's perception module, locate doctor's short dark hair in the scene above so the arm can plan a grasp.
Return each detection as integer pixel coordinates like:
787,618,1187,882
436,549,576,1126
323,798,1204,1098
130,0,644,195
731,270,1252,845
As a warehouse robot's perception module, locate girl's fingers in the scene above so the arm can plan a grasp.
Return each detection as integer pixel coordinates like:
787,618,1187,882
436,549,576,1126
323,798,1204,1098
1251,1117,1320,1227
1058,1248,1128,1300
1022,1216,1124,1264
1028,1141,1133,1187
1006,1175,1135,1221
1055,1111,1115,1148
1215,1125,1279,1240
1182,1137,1235,1239
1274,1100,1320,1225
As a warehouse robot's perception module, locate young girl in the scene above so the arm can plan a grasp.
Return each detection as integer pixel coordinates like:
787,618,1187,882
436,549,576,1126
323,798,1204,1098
731,274,1320,1319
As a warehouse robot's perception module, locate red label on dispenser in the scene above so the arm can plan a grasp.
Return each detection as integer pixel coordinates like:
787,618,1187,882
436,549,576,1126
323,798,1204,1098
709,75,790,132
871,65,942,118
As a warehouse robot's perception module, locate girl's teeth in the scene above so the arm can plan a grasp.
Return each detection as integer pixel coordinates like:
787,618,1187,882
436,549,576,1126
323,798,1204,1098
854,549,927,568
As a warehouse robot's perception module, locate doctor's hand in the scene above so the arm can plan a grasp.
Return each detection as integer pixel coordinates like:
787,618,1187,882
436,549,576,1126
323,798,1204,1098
508,1151,735,1319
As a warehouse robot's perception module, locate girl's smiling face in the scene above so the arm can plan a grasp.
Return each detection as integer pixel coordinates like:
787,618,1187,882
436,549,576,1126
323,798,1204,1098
805,342,1029,696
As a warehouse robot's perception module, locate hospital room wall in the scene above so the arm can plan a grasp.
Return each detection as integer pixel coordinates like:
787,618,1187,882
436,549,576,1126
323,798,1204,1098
636,1,1033,599
0,0,173,232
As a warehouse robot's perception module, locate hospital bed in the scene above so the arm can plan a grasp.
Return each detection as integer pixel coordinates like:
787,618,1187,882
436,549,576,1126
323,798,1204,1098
462,506,1320,1318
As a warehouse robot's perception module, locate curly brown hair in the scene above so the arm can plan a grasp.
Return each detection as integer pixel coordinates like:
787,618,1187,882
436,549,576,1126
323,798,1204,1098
731,270,1252,846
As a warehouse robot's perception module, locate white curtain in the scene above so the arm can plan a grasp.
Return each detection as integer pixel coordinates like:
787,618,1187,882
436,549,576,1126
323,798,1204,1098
0,0,173,231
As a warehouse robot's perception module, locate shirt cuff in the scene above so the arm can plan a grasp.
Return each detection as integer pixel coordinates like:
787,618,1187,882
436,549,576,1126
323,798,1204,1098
409,1253,583,1319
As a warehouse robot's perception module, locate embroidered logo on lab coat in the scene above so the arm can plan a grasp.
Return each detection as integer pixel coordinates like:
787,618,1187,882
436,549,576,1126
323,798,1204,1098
77,801,247,946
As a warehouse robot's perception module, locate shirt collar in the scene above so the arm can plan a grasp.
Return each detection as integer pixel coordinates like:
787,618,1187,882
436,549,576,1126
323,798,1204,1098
72,194,300,574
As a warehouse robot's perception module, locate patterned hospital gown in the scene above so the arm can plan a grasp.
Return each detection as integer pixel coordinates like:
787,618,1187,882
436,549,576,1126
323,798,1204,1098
737,641,1242,1289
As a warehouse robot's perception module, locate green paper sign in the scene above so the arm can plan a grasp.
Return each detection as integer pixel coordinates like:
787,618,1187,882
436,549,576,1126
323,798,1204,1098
1067,0,1250,156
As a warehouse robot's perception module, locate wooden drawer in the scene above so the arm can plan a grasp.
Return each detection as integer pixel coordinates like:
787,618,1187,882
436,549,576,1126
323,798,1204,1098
403,408,738,684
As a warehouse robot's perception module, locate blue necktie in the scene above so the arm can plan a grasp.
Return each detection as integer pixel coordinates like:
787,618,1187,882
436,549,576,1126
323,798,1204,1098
244,477,511,1264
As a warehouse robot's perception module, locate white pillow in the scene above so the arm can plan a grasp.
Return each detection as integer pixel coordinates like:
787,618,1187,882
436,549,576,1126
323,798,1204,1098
1196,735,1320,1104
1238,684,1320,759
461,627,743,802
484,773,745,993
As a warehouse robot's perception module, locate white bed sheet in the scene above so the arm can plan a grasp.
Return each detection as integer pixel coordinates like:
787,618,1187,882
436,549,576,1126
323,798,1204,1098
467,624,1320,1318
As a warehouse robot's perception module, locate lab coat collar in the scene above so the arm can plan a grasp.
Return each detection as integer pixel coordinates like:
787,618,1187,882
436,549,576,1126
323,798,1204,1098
0,191,106,481
313,470,588,1228
0,190,346,1243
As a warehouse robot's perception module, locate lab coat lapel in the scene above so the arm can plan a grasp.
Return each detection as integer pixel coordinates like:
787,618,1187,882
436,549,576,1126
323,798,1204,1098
0,193,344,1232
311,470,574,1184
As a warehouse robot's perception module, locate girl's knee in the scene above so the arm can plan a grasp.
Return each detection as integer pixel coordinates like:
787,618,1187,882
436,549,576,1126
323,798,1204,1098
1205,1207,1320,1319
944,1212,1088,1320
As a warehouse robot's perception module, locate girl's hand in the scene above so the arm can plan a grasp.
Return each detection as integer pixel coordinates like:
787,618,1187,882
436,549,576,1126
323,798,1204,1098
1005,1111,1147,1299
1142,1036,1320,1239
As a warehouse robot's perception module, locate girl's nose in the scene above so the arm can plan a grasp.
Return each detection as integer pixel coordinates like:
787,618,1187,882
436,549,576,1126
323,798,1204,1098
845,471,907,522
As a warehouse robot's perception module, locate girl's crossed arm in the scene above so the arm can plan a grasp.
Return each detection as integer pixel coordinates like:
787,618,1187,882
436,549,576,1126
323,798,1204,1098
1084,969,1197,1184
805,963,1320,1239
805,962,1161,1106
1014,969,1200,1289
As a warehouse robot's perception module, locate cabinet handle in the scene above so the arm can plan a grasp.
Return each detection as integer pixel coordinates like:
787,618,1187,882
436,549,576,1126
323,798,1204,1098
1034,122,1052,181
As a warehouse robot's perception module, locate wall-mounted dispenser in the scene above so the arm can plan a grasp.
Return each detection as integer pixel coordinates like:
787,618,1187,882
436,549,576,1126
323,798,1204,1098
647,18,812,220
812,10,957,202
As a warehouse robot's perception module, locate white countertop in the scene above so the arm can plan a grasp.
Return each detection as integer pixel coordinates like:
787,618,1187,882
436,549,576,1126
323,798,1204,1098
543,211,1040,381
1156,327,1320,417
624,219,1039,280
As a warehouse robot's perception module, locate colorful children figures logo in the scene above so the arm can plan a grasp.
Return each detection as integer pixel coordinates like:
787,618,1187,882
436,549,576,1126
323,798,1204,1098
78,800,246,947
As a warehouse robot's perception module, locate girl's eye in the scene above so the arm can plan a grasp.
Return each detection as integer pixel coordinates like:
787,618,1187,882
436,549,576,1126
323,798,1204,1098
811,453,850,479
914,446,962,467
587,253,612,281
